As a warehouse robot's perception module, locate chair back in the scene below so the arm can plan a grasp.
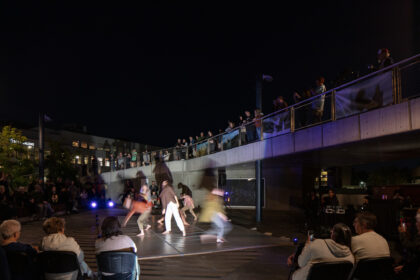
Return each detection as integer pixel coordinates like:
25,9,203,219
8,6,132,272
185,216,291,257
5,251,36,280
96,251,138,280
347,257,393,280
307,261,353,280
38,251,82,280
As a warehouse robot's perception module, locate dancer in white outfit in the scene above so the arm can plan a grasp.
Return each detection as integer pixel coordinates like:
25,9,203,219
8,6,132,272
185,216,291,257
159,180,186,236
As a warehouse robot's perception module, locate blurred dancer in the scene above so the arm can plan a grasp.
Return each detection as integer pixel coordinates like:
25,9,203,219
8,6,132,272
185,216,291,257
181,193,197,221
122,185,152,236
159,180,186,236
200,188,232,243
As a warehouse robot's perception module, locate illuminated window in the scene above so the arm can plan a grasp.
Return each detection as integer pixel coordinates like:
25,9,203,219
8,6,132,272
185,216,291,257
84,156,89,164
75,155,80,164
98,157,103,166
105,158,110,167
89,144,95,150
72,141,79,148
81,142,88,149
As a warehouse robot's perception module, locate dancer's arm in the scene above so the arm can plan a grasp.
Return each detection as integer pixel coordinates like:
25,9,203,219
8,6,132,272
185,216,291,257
174,196,180,208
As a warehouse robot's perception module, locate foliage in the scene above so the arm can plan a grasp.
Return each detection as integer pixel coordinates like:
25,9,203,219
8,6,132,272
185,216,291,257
0,126,36,189
44,140,78,181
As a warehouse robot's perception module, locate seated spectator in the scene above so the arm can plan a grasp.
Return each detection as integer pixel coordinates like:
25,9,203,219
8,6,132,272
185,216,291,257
323,189,339,208
394,208,420,279
287,223,354,280
0,219,38,280
351,212,390,261
41,217,93,278
95,216,139,278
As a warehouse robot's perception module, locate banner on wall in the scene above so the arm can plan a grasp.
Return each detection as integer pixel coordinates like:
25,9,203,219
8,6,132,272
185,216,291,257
335,71,393,119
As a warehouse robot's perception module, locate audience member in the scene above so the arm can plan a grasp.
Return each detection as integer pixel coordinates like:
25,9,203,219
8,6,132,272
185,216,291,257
239,115,247,144
377,48,394,69
0,219,39,280
244,110,256,142
323,189,339,208
95,216,139,278
311,77,326,122
208,131,217,153
288,223,354,280
351,212,390,261
225,121,235,133
253,109,263,140
41,217,93,278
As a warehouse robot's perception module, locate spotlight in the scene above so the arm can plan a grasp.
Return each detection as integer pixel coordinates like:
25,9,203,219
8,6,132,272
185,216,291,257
292,237,298,245
108,201,114,208
90,202,97,208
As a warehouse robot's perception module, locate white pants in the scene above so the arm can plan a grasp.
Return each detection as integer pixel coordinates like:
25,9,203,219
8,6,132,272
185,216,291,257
165,201,185,232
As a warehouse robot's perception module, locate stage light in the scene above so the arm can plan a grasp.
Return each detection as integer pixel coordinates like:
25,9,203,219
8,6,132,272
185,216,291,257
292,237,298,245
108,201,114,208
90,201,97,208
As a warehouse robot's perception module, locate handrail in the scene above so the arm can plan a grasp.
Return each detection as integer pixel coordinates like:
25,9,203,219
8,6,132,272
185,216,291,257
108,52,420,169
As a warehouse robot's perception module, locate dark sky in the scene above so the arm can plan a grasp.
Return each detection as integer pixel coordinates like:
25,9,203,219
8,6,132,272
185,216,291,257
1,2,418,147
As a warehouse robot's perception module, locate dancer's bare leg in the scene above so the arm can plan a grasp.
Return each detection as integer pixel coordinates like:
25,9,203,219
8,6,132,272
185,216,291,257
122,210,135,227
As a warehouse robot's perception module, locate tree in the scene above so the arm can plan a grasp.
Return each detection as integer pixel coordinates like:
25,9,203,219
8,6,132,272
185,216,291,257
0,125,36,189
44,140,78,181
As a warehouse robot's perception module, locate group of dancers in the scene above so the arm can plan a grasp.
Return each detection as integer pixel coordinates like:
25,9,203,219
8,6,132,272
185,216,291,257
121,180,231,243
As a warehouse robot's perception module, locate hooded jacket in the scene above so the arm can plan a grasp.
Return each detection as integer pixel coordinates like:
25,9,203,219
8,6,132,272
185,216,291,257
292,239,354,280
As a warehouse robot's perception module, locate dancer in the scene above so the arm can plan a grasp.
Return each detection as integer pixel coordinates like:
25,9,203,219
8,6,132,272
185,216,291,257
122,185,152,236
200,188,232,243
159,180,186,236
181,192,197,221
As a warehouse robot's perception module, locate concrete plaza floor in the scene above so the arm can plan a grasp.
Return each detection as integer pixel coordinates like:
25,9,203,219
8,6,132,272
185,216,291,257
17,208,297,279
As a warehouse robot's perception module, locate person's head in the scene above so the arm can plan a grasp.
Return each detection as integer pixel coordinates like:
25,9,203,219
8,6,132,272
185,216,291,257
353,212,377,235
245,110,251,117
331,223,352,248
208,131,213,137
200,132,205,137
378,48,390,60
140,184,149,194
276,96,284,103
328,189,335,198
182,139,186,143
101,216,122,240
254,108,261,116
189,136,193,141
316,76,325,86
177,138,181,143
239,115,243,121
228,121,234,128
152,181,156,186
43,217,65,235
0,220,21,241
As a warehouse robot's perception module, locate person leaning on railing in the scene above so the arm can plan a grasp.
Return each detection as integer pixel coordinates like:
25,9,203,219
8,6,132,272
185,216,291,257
311,76,326,123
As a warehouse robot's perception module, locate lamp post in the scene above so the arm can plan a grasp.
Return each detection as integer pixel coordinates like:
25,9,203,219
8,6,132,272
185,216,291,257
255,74,272,223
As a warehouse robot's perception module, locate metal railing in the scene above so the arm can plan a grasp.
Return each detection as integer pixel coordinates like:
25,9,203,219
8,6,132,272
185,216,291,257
108,53,420,169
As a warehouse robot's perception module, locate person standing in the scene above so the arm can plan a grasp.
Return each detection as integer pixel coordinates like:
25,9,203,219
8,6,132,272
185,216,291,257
159,180,186,236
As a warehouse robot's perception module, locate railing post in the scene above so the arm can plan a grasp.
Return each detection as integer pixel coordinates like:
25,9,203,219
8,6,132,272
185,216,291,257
290,107,295,132
331,90,336,121
207,140,210,155
392,67,402,104
238,128,242,146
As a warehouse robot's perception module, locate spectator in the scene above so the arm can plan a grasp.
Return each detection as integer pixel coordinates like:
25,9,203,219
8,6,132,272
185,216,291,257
394,208,420,279
351,212,390,261
181,139,188,159
198,132,206,142
188,136,195,158
377,48,394,69
287,223,354,280
244,110,256,142
311,77,326,123
253,109,263,140
225,121,235,133
163,150,170,162
95,216,139,278
0,219,39,280
239,115,247,144
323,189,339,208
273,95,288,112
48,186,59,206
130,149,137,168
273,96,289,131
41,217,93,278
175,139,182,160
142,151,151,166
117,152,124,170
208,131,217,153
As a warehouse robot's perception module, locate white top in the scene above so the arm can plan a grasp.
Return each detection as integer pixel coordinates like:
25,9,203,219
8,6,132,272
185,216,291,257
351,231,390,260
292,239,354,280
95,235,137,254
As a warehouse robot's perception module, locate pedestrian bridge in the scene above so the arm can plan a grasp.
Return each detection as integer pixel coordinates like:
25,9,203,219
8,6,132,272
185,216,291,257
102,54,420,207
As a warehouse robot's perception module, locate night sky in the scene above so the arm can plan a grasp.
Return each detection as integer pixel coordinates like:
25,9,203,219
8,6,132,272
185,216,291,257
1,2,418,147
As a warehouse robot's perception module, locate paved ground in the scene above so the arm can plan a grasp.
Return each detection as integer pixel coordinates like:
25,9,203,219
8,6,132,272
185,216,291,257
16,208,297,279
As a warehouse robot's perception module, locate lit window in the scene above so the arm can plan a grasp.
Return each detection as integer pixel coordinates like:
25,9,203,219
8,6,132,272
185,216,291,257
97,147,103,151
98,157,103,166
89,144,95,150
81,142,88,149
105,158,110,167
72,141,79,148
75,155,80,164
84,156,89,164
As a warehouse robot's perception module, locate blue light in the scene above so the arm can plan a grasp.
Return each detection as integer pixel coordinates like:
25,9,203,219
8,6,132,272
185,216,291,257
108,201,114,208
293,237,298,244
90,202,97,208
